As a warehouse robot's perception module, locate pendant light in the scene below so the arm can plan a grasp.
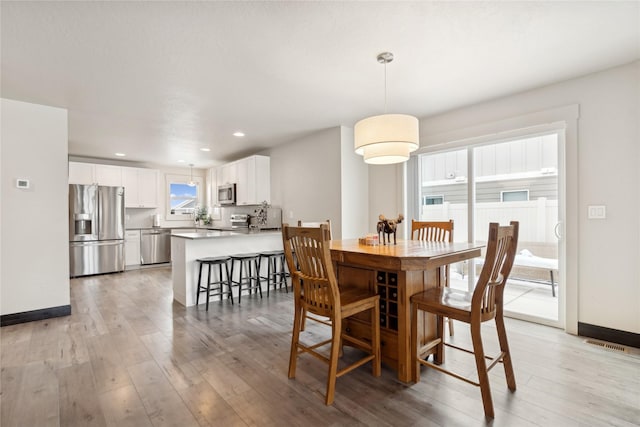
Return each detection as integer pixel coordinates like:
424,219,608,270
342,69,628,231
354,52,419,165
188,164,196,187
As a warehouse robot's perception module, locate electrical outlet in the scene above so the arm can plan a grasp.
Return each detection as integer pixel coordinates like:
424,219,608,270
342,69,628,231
587,205,606,219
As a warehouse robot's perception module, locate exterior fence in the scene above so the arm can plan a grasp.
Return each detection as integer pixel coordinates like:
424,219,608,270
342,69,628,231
422,198,559,281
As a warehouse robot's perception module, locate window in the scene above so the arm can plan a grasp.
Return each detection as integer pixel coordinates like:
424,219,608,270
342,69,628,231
501,189,529,202
423,195,444,205
170,183,198,215
166,174,203,220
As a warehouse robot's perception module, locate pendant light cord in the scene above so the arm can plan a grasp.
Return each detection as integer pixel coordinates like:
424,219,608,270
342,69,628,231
376,52,394,114
384,60,388,114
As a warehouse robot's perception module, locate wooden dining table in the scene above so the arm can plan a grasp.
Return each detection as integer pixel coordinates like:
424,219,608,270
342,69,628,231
330,238,483,383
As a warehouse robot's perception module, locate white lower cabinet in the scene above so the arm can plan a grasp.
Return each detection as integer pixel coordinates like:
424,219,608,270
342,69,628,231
125,230,141,267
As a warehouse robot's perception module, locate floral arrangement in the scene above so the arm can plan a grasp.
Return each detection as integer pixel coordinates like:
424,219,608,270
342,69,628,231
254,200,270,225
195,206,211,225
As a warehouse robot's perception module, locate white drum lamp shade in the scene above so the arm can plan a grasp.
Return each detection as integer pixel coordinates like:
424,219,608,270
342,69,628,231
354,114,419,164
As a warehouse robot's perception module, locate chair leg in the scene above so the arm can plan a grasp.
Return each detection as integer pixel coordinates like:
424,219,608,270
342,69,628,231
280,254,288,293
411,302,420,383
229,259,235,298
300,308,307,331
196,262,204,306
266,256,273,297
225,262,234,305
254,259,263,298
434,314,445,365
325,318,342,405
495,314,516,391
445,265,454,337
237,260,243,304
205,264,212,311
371,301,381,377
217,264,223,302
471,321,494,419
288,302,303,379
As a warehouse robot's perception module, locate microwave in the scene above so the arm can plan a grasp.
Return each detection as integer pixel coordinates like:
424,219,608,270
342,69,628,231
218,183,236,205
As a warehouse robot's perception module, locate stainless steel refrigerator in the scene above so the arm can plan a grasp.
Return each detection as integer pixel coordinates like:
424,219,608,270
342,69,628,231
69,184,125,277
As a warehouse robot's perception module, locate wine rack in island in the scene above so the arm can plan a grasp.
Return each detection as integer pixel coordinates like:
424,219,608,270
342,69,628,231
376,271,398,331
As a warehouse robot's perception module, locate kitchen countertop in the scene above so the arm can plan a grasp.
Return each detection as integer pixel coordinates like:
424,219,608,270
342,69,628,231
125,226,265,231
171,229,282,240
126,226,200,230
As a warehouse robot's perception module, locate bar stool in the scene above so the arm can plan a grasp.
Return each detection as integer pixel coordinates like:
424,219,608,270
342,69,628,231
259,250,288,296
195,256,233,310
230,253,262,303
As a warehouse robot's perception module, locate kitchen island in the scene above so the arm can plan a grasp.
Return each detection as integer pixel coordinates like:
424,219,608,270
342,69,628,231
171,230,283,307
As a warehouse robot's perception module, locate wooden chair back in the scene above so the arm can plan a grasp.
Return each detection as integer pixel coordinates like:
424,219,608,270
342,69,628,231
297,219,332,239
472,221,519,320
411,219,454,242
282,223,337,318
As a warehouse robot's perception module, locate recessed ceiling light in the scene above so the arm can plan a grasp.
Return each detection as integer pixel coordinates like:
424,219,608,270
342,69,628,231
115,152,126,157
200,147,211,152
233,131,245,137
177,159,185,163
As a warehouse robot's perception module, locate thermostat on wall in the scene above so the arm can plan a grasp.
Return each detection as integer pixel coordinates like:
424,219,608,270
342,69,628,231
16,178,30,189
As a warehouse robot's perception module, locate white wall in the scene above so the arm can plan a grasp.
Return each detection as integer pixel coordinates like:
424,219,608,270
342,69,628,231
340,126,369,238
268,127,343,237
1,98,70,315
369,61,639,334
368,163,407,238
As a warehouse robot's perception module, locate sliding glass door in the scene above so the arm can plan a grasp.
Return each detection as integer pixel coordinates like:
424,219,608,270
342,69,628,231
417,133,563,326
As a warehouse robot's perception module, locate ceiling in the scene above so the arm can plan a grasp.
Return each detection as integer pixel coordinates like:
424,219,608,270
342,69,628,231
2,1,639,168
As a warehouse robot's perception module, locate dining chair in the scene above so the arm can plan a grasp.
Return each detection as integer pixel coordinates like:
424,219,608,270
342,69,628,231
410,221,519,419
282,223,381,405
296,219,332,331
411,219,455,335
297,219,332,237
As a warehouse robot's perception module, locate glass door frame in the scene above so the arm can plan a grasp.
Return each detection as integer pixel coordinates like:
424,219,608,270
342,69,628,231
408,104,580,335
468,132,564,328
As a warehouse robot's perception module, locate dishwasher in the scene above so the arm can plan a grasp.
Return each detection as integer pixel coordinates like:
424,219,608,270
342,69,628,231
140,229,171,265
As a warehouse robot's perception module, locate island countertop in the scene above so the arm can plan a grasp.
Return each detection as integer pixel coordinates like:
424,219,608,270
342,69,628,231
171,230,281,240
171,229,284,307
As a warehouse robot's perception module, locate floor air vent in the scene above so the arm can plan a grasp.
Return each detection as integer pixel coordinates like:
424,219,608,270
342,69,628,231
584,338,628,353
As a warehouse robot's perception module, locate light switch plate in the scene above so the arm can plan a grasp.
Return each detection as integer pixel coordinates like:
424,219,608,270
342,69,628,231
588,205,606,219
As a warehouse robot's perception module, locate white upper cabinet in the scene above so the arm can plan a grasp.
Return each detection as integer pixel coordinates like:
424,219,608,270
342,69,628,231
69,162,123,186
210,155,272,206
70,162,158,208
122,167,159,208
216,162,237,186
235,155,270,206
207,167,217,207
94,165,122,186
68,162,95,184
137,169,159,208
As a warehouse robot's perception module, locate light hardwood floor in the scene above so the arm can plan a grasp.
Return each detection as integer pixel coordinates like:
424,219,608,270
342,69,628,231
1,266,639,426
